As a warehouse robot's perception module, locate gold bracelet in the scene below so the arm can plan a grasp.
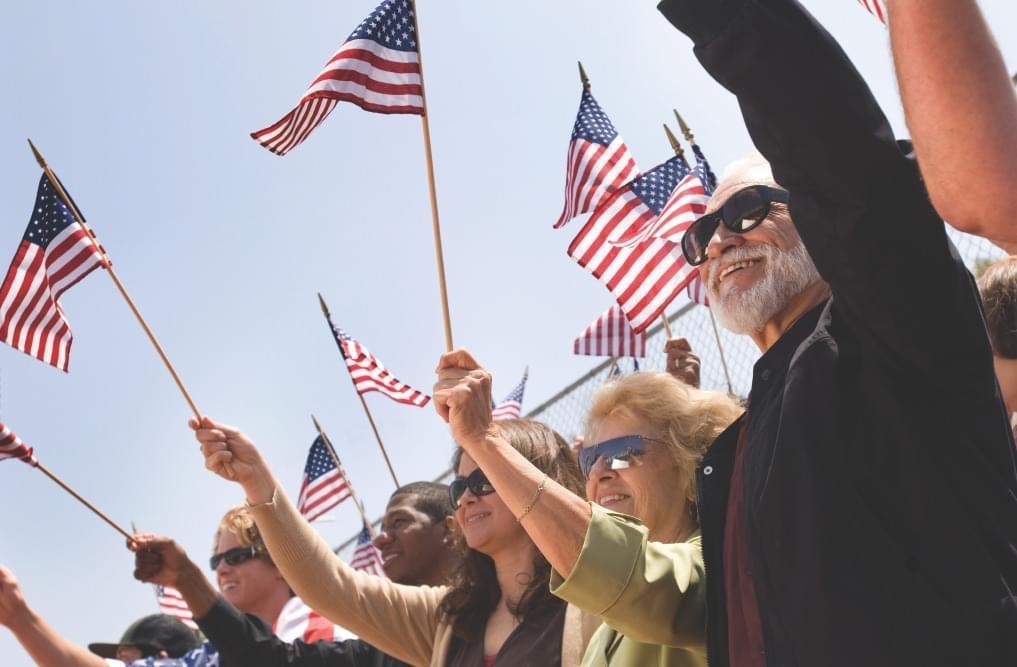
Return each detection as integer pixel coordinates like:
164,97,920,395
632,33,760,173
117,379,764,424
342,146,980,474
517,474,548,522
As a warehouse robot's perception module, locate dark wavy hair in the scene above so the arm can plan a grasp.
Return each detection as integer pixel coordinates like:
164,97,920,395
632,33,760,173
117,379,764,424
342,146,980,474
437,419,584,641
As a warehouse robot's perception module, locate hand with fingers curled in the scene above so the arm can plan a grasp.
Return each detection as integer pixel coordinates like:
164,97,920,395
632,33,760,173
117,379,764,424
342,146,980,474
189,416,277,504
434,348,499,450
664,337,701,388
128,533,192,588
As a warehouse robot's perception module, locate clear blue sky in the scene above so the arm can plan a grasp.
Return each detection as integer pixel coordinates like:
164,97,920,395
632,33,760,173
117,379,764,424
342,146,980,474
1,2,1014,663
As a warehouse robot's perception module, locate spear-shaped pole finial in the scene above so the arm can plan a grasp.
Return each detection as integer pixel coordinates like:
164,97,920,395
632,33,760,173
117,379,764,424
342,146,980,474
663,123,685,159
578,61,591,92
27,139,47,169
673,109,695,144
318,292,331,318
311,413,323,434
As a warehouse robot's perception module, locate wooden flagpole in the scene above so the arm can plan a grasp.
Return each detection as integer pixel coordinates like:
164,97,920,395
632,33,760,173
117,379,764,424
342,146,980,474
407,1,453,352
317,293,401,489
604,356,618,382
27,140,233,477
34,461,132,540
311,414,378,538
706,309,735,395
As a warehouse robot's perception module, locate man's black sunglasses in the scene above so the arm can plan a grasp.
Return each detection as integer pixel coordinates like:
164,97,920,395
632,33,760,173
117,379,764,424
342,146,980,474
448,468,495,508
209,545,259,570
681,185,789,266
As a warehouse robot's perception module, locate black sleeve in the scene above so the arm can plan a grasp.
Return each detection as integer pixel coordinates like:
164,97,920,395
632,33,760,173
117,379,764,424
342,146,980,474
196,596,386,667
657,0,995,393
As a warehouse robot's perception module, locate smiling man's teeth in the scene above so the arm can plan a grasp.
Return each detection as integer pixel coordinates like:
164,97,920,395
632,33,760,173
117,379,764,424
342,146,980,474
466,513,489,525
222,582,238,591
720,259,760,282
383,553,399,563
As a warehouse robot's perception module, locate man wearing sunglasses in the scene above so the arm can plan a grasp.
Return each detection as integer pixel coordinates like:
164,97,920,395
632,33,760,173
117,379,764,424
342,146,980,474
131,481,457,667
659,1,1017,666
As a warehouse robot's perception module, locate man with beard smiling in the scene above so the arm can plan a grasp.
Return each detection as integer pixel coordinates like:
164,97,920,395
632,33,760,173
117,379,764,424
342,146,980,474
660,0,1017,665
132,481,457,667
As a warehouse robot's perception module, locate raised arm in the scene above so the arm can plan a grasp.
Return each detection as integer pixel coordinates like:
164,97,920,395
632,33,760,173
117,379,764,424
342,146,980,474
889,0,1017,248
0,565,106,667
193,418,443,666
434,349,592,577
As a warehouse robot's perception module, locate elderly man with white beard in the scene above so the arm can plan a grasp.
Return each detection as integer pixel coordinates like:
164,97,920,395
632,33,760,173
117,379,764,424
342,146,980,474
659,0,1017,666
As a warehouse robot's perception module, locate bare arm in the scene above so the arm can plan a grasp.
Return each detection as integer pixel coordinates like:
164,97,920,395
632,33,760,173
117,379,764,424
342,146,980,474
0,565,106,667
890,0,1017,244
434,349,592,577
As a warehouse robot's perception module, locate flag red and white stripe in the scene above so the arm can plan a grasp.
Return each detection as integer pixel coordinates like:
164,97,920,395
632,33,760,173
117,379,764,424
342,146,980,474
554,90,639,229
567,187,696,333
857,0,887,24
339,334,430,407
492,369,527,421
156,585,197,630
350,525,386,576
608,175,709,247
0,423,37,466
297,436,353,522
573,305,646,358
686,276,710,307
0,175,106,372
275,596,352,643
251,0,423,156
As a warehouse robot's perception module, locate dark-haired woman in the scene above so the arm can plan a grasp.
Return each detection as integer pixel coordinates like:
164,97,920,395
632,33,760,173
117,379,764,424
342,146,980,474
193,415,597,666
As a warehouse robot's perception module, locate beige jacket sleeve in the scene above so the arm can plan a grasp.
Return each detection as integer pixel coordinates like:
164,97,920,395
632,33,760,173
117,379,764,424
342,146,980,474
549,503,706,649
248,486,447,666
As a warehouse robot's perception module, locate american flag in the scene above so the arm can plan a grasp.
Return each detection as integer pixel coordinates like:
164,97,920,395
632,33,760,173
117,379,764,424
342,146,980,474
573,305,646,358
857,0,887,24
0,422,37,466
0,174,106,371
686,276,710,307
323,313,430,407
492,369,527,420
155,584,198,630
350,525,385,576
690,143,717,195
553,89,639,229
567,156,697,333
251,0,424,156
297,435,352,522
608,173,709,247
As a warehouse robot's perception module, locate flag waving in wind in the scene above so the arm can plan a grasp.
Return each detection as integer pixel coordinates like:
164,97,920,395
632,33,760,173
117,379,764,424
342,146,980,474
350,524,386,576
252,0,424,156
297,435,353,522
567,156,698,332
324,315,430,407
554,89,639,229
0,174,106,371
0,423,37,466
492,369,527,420
857,0,887,24
155,585,198,630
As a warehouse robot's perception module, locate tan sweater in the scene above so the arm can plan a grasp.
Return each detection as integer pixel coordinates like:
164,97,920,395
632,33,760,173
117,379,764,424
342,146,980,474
248,486,597,667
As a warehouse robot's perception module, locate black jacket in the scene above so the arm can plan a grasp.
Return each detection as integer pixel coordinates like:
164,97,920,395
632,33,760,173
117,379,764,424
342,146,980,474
196,596,408,667
658,1,1017,665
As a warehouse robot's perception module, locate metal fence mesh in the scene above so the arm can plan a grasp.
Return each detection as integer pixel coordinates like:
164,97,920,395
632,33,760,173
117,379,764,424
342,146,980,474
337,228,1002,553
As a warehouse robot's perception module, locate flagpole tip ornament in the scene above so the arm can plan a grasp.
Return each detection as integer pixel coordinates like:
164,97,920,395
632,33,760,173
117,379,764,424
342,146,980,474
27,139,47,169
318,292,330,317
663,123,685,158
577,61,591,91
673,109,695,143
311,414,323,433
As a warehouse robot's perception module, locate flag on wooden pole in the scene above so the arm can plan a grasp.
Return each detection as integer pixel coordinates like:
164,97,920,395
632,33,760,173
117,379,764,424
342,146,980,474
350,524,386,576
0,422,37,465
573,305,646,358
0,174,106,371
492,369,527,420
251,0,424,155
297,435,353,522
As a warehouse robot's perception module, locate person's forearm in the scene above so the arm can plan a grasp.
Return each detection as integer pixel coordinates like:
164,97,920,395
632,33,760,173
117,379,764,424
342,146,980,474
175,559,219,619
5,606,106,667
461,431,592,577
890,0,1017,241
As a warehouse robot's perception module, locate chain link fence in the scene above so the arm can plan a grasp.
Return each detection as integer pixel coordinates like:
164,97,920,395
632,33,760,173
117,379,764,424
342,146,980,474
337,228,1002,554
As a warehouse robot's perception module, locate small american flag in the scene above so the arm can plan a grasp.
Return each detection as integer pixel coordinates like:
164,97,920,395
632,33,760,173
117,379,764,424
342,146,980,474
686,276,710,307
0,422,37,466
690,143,717,195
252,0,424,156
297,436,352,522
323,313,430,407
553,89,639,229
155,584,198,630
608,173,709,247
350,525,385,576
0,174,106,371
573,305,646,358
567,156,697,333
492,369,527,421
857,0,887,24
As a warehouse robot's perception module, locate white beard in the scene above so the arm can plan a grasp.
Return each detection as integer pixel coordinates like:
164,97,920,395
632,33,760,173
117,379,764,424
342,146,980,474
705,241,822,335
